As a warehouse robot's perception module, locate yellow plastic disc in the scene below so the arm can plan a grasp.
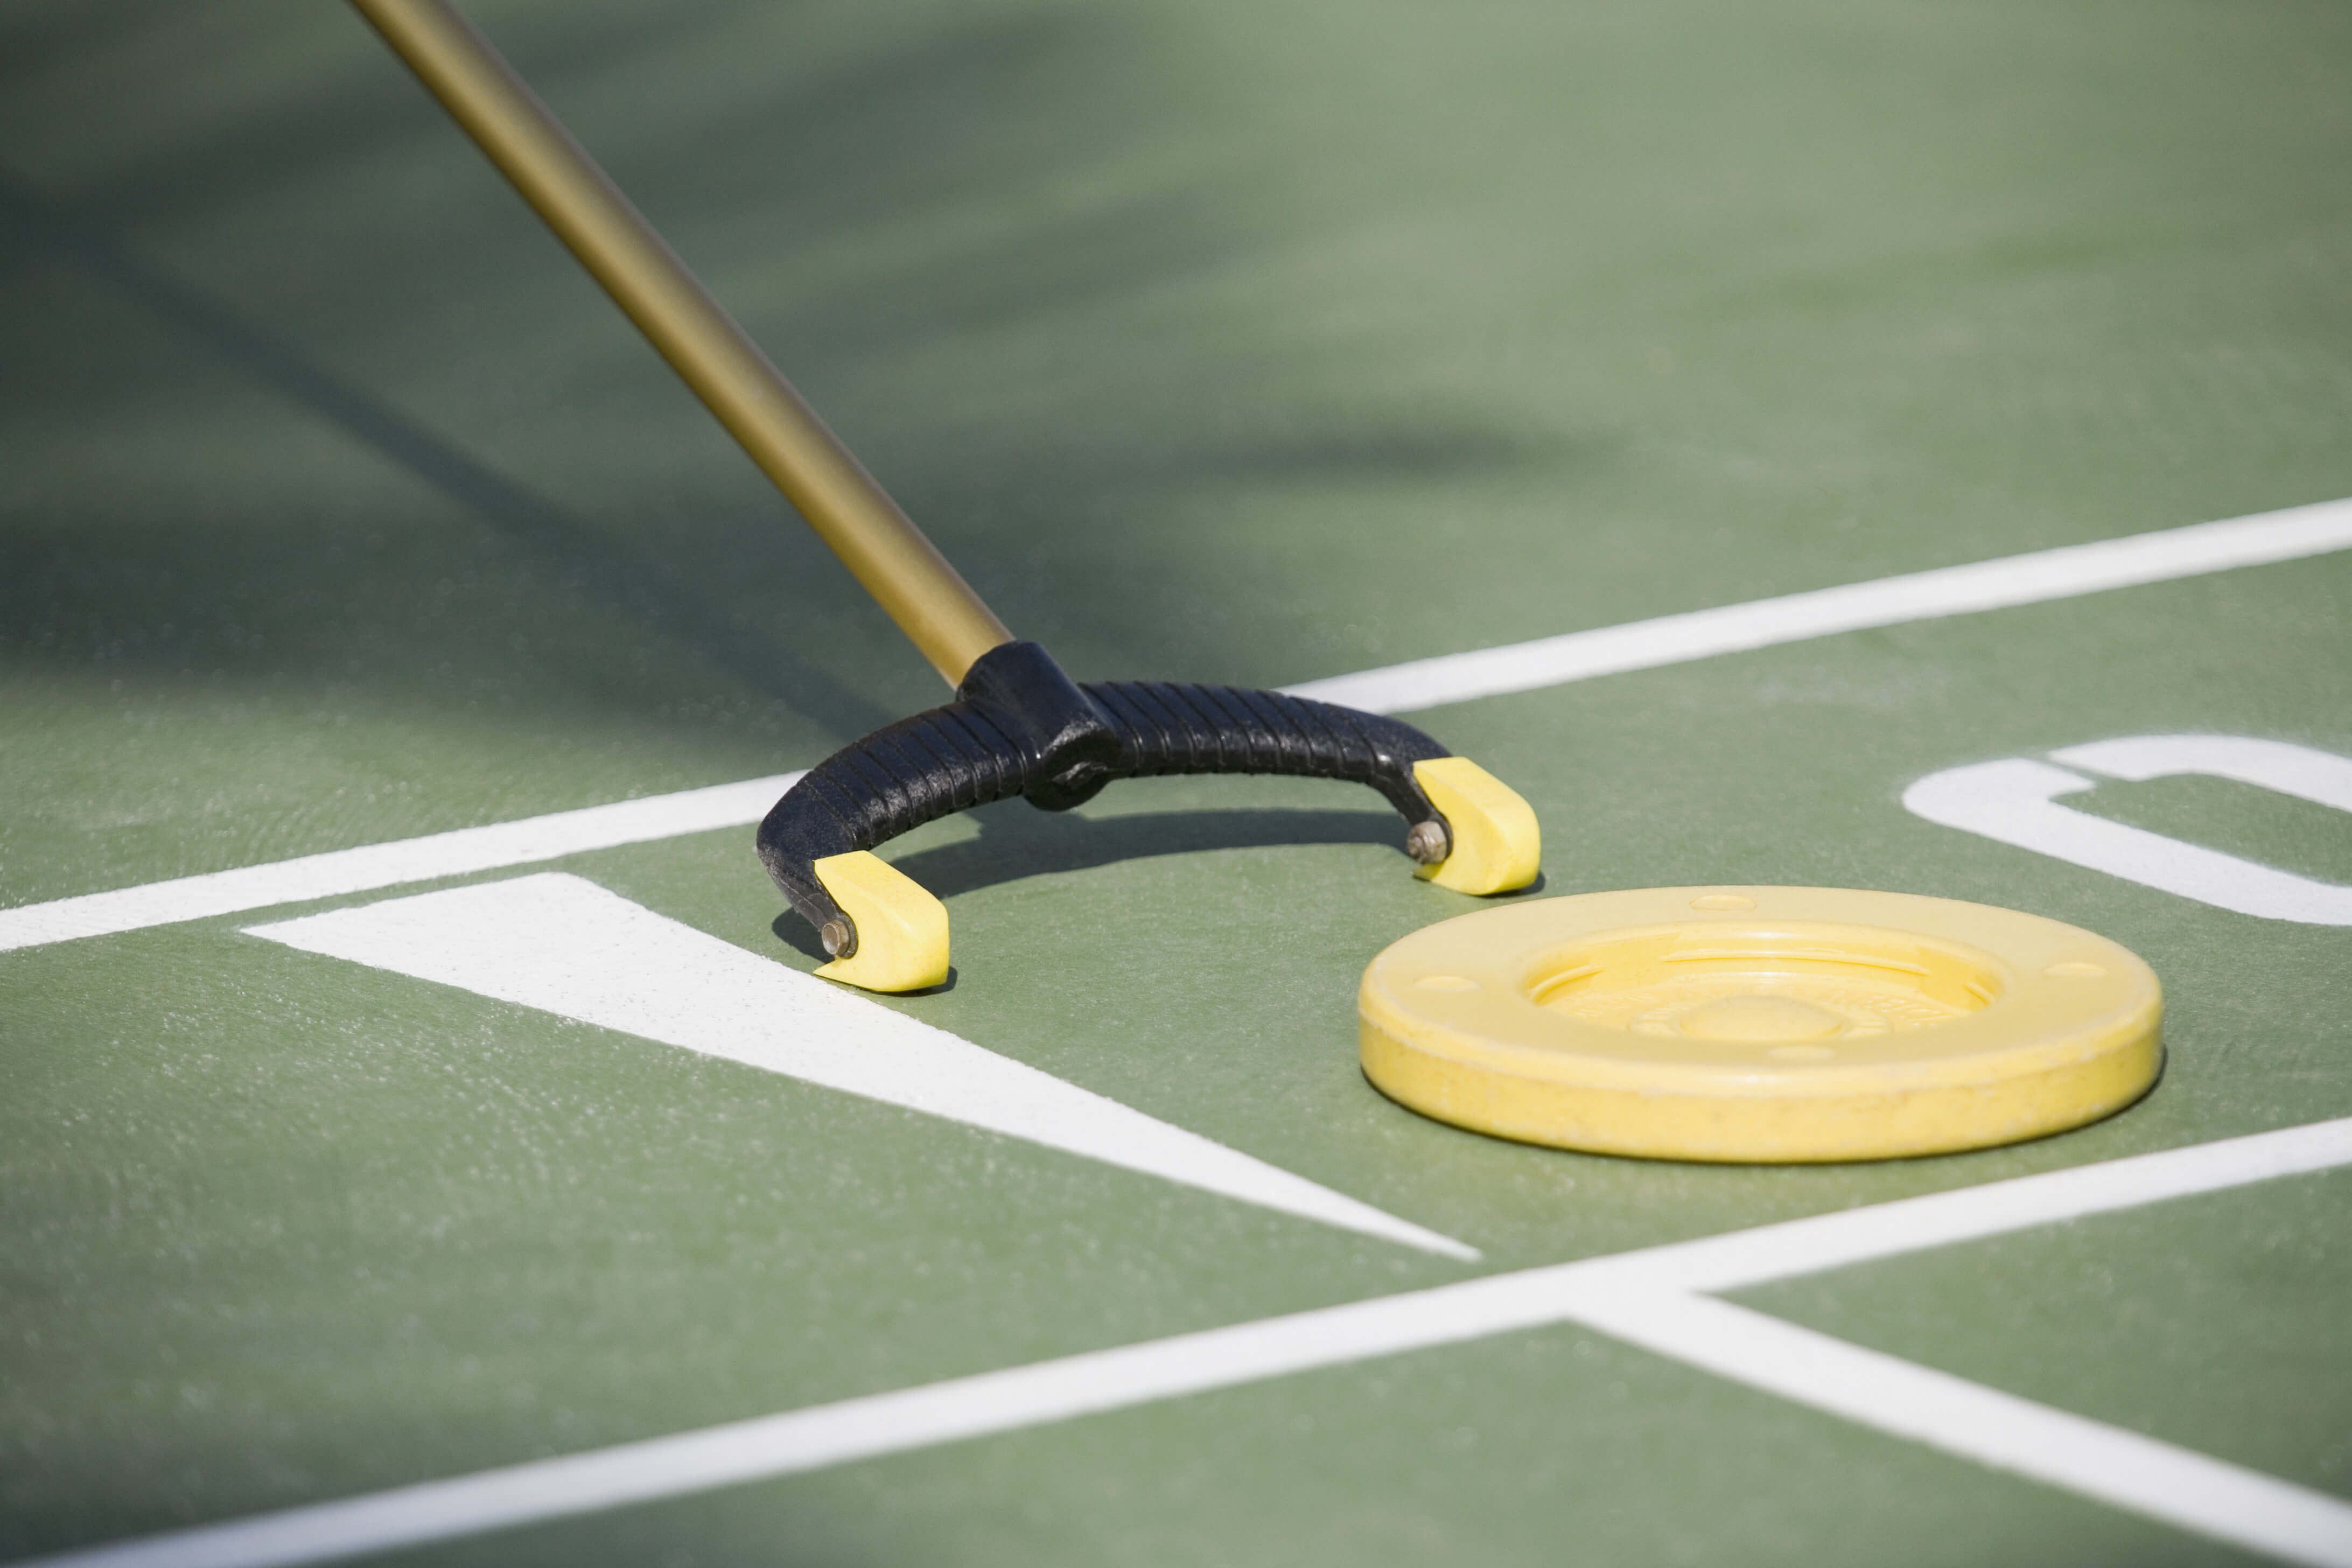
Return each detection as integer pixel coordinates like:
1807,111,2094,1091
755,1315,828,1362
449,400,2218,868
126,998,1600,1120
1359,886,2162,1163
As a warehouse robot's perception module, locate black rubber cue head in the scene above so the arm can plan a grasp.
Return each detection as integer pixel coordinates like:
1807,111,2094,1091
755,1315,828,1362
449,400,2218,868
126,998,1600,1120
757,642,1540,991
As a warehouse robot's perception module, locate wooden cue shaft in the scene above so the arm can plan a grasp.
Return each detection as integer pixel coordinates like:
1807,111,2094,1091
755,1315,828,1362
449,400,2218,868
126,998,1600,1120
350,0,1013,685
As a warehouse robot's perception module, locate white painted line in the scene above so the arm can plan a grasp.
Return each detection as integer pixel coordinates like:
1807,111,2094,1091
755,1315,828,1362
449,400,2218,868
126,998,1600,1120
1283,495,2352,714
1571,1292,2352,1568
1904,757,2352,926
5,497,2349,954
2056,734,2352,815
246,873,1474,1259
1615,1115,2352,1293
29,1116,2351,1568
17,1261,1636,1568
0,773,800,955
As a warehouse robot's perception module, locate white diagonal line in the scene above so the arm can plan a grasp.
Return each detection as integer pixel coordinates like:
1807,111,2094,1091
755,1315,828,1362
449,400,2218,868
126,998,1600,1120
0,773,800,954
6,496,2350,953
1607,1115,2352,1293
244,872,1475,1260
10,1264,1632,1568
1281,494,2352,713
26,1116,2352,1568
1570,1291,2352,1568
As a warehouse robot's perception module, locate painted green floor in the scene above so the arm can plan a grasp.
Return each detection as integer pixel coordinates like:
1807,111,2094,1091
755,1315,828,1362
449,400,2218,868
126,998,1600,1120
3,1,2350,1563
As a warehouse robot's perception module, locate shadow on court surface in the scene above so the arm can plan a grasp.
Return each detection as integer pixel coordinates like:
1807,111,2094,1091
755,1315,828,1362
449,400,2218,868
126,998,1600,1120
765,802,1411,962
0,0,1545,747
0,177,897,741
766,796,1550,962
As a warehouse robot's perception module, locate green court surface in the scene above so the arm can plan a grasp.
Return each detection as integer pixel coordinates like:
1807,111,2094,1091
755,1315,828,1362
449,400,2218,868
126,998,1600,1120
5,1,2352,1563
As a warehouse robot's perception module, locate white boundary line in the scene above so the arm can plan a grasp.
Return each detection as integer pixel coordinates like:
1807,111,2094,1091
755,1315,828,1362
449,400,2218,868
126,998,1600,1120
1282,494,2352,713
1610,1109,2352,1293
0,774,797,955
27,1118,2352,1568
4,496,2349,954
1578,1293,2352,1568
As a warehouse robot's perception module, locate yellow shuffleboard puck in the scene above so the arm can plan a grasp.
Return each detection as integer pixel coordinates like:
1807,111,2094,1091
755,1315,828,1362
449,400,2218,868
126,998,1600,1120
1359,887,2162,1163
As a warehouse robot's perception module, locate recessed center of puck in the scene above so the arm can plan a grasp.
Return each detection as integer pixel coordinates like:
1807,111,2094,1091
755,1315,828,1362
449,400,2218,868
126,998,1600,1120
1677,996,1844,1042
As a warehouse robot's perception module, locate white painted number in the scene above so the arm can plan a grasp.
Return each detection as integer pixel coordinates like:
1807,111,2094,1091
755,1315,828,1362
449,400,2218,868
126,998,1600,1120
1904,736,2352,925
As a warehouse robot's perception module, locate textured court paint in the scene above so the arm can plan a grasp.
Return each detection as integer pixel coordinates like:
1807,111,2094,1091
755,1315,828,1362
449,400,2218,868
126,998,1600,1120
1905,747,2352,925
0,774,799,953
1284,498,2352,715
8,501,2348,955
246,873,1473,1258
30,1118,2351,1568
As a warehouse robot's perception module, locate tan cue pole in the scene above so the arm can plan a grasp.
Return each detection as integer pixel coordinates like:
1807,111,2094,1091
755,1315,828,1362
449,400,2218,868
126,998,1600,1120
351,0,1013,685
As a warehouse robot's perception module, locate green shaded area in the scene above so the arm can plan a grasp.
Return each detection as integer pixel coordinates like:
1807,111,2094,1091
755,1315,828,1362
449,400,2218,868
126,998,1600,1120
3,0,2350,1561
